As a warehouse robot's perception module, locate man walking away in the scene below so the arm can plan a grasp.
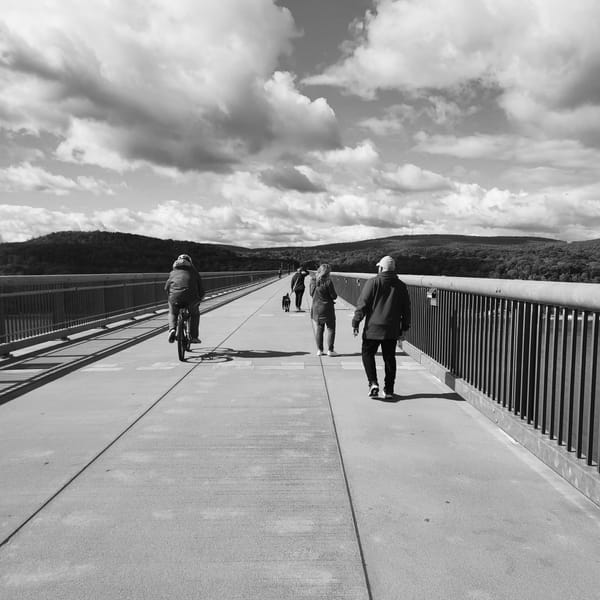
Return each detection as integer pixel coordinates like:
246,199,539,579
352,256,411,399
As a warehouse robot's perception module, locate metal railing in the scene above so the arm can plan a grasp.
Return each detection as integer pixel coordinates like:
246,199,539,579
332,273,600,471
0,271,277,354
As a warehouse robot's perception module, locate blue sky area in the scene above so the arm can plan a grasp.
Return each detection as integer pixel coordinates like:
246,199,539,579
1,0,600,245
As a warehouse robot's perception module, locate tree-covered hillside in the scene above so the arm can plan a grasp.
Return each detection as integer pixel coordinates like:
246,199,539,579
0,230,599,283
0,231,282,275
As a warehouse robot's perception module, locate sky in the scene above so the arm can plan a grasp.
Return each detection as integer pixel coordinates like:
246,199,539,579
2,0,600,246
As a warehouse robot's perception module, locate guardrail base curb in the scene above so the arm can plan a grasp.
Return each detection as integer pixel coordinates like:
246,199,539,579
403,342,600,510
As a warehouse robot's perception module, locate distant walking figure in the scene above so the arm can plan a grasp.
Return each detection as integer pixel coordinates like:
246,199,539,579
309,264,338,356
352,256,411,399
291,266,308,311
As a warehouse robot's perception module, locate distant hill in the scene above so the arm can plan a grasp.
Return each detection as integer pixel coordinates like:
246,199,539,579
0,231,280,275
0,230,599,283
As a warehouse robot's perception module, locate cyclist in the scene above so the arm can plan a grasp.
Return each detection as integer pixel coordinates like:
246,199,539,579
165,254,205,344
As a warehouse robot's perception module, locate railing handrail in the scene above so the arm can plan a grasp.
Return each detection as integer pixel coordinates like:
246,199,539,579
0,270,277,288
334,272,600,312
331,270,600,508
0,270,279,354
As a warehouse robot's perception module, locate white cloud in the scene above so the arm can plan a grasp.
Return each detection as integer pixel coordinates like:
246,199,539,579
0,162,114,196
359,104,414,135
304,0,600,140
437,181,600,238
359,96,474,136
312,140,380,168
263,72,340,152
0,0,340,173
4,171,600,245
414,132,600,170
375,163,454,192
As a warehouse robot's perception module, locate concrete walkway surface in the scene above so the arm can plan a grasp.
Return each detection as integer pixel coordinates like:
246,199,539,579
2,277,600,599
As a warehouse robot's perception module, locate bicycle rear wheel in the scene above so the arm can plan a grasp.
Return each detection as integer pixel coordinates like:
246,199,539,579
176,312,187,361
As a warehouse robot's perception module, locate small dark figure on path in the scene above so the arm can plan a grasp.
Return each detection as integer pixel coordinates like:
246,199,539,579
290,266,308,311
282,293,291,312
309,264,338,356
352,256,411,399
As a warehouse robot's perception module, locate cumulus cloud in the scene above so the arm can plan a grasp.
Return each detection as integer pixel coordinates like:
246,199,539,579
359,104,415,135
360,96,476,136
312,140,380,168
259,165,325,193
0,162,114,195
304,0,600,141
0,0,340,174
374,163,454,192
4,171,600,245
414,132,600,170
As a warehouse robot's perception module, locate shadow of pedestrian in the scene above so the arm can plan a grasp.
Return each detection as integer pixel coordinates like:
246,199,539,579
377,392,463,403
189,347,312,364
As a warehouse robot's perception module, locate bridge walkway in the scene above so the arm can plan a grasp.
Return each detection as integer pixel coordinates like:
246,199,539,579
2,277,600,599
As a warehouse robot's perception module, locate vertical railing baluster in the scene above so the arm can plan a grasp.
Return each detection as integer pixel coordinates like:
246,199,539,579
576,311,589,458
567,309,579,452
587,314,599,468
529,304,540,426
540,305,551,434
558,307,569,446
466,294,474,385
549,306,559,440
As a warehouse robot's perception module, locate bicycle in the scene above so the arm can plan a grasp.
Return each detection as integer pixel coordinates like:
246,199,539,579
175,306,192,361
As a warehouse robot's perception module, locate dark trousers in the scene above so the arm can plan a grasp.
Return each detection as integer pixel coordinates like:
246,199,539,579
361,338,397,392
315,320,336,352
294,288,304,309
168,300,200,338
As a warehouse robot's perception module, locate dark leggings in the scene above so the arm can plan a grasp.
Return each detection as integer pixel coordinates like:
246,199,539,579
294,288,305,309
361,338,397,392
168,300,200,338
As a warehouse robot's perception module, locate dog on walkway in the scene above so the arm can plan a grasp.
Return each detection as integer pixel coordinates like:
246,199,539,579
281,293,291,312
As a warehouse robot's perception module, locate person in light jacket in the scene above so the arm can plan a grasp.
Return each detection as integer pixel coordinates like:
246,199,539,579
309,263,338,356
165,254,205,343
352,255,411,399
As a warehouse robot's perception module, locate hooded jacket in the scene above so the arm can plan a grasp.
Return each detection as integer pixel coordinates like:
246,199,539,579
352,271,411,340
165,259,205,306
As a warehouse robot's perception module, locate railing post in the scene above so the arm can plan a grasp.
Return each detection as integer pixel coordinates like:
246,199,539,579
52,288,66,329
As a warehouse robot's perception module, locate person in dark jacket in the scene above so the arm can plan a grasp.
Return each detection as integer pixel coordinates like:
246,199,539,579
290,266,308,311
165,254,205,343
352,256,411,399
309,263,338,356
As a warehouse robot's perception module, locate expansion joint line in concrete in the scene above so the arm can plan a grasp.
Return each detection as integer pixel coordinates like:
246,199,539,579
0,284,281,550
312,317,374,600
0,363,199,550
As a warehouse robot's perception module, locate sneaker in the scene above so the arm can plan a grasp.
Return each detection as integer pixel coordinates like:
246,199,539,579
327,350,339,356
368,384,379,398
384,391,394,399
316,349,323,356
190,337,201,344
168,329,176,343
